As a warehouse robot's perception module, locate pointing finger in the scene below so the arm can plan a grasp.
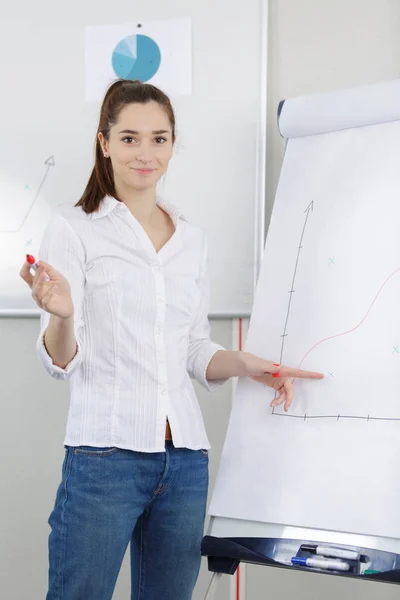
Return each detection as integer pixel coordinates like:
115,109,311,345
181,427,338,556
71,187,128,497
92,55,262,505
279,366,324,380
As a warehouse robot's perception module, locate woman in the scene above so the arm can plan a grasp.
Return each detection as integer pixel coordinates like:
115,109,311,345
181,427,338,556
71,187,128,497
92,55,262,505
20,79,323,600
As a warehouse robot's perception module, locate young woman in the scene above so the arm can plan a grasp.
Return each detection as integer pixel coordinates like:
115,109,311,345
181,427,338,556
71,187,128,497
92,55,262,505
20,79,323,600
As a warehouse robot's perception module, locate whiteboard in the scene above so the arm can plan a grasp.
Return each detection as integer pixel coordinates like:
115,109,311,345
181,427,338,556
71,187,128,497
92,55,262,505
0,0,267,317
209,79,400,552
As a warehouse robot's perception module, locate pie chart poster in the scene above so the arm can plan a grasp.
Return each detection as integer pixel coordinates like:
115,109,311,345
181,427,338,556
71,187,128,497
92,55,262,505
85,19,192,102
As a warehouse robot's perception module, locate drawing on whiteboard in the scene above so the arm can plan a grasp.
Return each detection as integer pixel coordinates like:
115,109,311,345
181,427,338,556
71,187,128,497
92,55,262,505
0,155,55,233
273,199,400,423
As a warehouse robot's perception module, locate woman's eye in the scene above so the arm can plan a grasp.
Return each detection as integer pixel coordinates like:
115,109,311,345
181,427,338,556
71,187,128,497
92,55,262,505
121,136,168,144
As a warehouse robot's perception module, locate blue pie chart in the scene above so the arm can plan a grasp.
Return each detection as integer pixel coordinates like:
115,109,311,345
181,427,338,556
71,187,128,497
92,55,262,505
112,34,161,82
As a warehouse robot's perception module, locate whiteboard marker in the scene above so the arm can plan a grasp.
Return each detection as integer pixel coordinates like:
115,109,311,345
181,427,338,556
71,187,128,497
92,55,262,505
26,254,50,282
291,556,350,572
300,544,360,561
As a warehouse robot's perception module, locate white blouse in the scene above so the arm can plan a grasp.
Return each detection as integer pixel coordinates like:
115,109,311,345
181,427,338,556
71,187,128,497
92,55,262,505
36,195,226,452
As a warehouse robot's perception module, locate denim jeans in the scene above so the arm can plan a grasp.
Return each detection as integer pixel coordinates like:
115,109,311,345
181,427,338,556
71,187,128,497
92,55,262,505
46,441,209,600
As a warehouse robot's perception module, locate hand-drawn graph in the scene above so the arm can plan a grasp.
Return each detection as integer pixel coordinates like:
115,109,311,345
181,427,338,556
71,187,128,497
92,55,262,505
0,154,56,313
0,156,55,233
274,200,400,423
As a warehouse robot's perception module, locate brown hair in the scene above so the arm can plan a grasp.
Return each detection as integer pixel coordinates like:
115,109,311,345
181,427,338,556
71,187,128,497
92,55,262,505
75,79,176,214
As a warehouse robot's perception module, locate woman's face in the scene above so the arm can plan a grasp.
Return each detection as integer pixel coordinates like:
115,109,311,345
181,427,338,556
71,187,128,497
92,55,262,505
99,101,174,192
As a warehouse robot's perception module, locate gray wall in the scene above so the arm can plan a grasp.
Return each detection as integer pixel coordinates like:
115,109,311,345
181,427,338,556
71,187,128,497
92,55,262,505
2,1,400,599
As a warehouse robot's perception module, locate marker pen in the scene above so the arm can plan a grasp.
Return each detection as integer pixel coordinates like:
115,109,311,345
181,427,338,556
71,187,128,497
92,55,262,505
300,544,360,561
364,570,382,575
26,254,50,282
291,556,350,572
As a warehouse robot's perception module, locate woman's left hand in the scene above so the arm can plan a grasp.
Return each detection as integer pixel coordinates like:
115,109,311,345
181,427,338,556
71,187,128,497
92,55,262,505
241,352,324,412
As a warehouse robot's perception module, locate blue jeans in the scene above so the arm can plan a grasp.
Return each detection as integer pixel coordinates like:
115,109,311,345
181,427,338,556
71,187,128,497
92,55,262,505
46,441,209,600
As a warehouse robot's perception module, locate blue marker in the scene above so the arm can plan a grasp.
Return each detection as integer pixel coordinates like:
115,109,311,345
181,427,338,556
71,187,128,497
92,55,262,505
291,556,350,572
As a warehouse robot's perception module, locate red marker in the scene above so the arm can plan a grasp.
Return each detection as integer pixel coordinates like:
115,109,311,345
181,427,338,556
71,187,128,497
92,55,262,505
26,254,50,281
272,363,280,378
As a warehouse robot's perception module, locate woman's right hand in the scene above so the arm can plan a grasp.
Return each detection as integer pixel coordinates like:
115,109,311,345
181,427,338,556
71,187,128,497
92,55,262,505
20,260,74,319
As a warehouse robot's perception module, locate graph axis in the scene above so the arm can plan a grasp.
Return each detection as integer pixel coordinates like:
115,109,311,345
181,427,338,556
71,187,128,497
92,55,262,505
272,199,400,424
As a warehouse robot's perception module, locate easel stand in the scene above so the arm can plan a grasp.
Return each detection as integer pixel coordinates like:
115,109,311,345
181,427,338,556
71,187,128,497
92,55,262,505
204,572,223,600
201,535,400,600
